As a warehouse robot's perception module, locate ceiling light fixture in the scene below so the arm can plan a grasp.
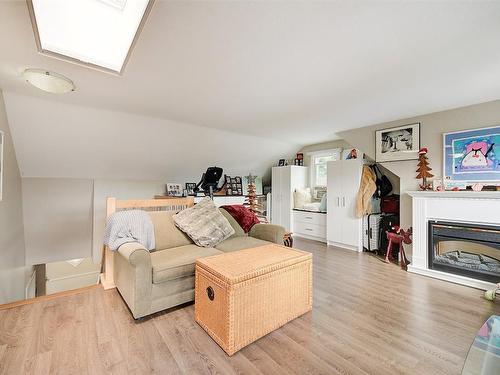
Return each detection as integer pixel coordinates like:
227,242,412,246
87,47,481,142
23,68,75,94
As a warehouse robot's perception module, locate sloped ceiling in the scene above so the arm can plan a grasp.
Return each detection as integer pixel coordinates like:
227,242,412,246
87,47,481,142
1,1,500,180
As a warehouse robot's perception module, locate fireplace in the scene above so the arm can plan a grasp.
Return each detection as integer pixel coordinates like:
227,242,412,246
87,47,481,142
428,221,500,283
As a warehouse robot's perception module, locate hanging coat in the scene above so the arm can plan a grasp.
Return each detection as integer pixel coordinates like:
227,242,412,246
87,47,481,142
356,165,377,218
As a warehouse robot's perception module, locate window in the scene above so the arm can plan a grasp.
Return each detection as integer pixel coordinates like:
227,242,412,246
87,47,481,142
29,0,152,73
309,149,341,187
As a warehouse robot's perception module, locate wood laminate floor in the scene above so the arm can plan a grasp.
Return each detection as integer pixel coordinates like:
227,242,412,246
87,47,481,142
1,238,499,374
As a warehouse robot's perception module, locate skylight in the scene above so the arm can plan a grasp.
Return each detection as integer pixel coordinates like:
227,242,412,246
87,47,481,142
29,0,152,73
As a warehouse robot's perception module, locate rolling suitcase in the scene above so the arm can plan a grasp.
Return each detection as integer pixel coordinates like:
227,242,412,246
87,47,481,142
363,213,382,252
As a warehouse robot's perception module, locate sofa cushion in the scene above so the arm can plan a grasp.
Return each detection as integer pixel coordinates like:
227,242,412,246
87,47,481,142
148,211,193,250
215,236,270,252
151,245,222,284
173,197,235,247
219,208,246,238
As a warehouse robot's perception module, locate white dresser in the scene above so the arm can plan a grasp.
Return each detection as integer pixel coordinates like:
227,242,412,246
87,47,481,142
194,195,246,206
292,210,327,242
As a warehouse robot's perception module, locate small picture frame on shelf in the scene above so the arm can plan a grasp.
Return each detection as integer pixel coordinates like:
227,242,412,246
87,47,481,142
185,182,197,196
166,183,183,197
432,178,444,191
278,159,285,166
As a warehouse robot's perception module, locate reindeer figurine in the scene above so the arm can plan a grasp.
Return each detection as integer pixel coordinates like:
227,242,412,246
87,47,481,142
384,226,412,270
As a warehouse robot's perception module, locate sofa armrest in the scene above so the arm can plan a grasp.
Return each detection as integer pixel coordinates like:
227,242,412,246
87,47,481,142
115,242,152,319
117,242,151,268
249,223,286,244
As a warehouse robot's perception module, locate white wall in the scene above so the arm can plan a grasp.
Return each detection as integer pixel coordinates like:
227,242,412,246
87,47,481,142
4,92,298,183
22,178,93,265
0,90,31,304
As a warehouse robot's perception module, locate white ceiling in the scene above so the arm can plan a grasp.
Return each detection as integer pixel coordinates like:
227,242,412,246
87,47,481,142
1,1,500,178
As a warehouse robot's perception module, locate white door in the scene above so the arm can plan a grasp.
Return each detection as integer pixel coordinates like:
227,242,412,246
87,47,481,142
280,166,292,230
271,167,281,226
340,160,362,247
327,161,342,243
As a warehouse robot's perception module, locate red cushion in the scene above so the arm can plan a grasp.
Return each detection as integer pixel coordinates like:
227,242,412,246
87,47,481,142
220,205,260,233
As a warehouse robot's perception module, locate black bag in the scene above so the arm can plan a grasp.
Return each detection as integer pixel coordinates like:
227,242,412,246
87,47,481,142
378,214,400,256
371,164,392,198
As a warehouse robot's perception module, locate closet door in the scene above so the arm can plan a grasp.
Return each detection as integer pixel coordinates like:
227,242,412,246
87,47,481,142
340,159,362,248
326,161,342,243
271,167,281,226
280,166,292,231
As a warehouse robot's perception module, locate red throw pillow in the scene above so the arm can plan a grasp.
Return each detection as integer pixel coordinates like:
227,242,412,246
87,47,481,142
220,205,260,233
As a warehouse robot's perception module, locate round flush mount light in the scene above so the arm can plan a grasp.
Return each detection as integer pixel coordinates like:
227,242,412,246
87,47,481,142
23,68,75,94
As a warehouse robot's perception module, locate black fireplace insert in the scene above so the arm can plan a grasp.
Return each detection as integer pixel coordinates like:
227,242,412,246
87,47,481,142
428,221,500,283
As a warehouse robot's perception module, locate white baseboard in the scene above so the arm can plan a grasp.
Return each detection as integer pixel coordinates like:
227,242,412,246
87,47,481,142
327,241,361,252
407,265,496,291
294,233,327,243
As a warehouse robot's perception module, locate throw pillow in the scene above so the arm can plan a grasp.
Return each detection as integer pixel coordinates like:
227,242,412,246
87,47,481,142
173,197,235,247
294,188,312,209
220,205,260,233
319,193,327,212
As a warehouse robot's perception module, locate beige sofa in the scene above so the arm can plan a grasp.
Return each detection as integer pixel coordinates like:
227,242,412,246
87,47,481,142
113,209,285,319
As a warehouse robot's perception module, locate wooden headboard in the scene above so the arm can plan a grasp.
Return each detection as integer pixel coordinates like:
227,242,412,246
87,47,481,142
100,197,195,289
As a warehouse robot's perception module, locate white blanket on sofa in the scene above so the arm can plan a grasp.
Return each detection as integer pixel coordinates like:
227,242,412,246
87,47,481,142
103,210,155,251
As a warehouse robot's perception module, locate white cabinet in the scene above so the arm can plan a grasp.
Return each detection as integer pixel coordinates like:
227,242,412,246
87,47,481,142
271,166,308,231
327,159,363,251
293,210,327,242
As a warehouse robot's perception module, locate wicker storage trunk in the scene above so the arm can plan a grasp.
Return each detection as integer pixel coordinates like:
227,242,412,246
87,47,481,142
195,244,312,355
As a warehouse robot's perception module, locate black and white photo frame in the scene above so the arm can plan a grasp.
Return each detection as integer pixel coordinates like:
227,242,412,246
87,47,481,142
375,123,420,162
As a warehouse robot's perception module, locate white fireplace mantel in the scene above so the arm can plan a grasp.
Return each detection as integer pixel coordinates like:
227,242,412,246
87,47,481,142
407,190,500,290
408,190,500,199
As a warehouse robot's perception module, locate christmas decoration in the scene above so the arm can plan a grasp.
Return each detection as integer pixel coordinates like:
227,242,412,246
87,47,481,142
244,174,267,223
416,147,434,190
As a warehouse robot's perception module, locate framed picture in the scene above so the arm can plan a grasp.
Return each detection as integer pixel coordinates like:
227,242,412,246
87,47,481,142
443,125,500,185
375,123,420,162
342,148,361,160
185,182,197,196
432,178,444,191
0,131,3,201
278,159,285,166
166,183,183,197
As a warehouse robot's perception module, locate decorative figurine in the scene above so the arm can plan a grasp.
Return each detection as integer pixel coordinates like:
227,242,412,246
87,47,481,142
244,174,267,223
384,226,412,270
416,147,434,190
